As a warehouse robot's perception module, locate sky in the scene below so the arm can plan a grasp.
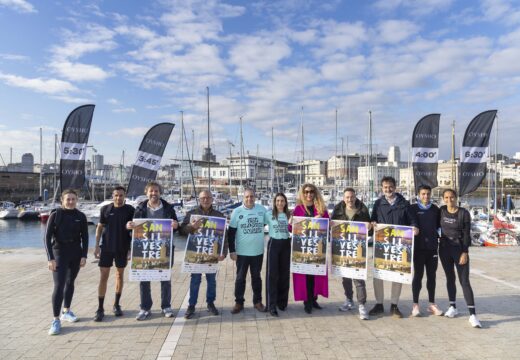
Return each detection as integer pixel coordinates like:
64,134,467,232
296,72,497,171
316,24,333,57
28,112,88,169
1,0,520,166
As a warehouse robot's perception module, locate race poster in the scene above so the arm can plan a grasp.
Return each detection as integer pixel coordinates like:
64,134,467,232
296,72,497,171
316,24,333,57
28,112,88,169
330,220,369,280
182,215,226,274
130,219,173,281
290,216,329,276
373,224,414,284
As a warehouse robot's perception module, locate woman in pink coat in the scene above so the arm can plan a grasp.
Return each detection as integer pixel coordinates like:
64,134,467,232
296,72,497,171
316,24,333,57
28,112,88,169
291,183,329,314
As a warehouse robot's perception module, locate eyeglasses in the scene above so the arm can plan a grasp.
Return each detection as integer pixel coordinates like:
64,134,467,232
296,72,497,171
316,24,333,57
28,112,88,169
304,190,315,194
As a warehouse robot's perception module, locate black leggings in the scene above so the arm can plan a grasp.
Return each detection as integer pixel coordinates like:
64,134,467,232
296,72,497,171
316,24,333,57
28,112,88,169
439,245,475,312
51,248,81,317
412,249,438,303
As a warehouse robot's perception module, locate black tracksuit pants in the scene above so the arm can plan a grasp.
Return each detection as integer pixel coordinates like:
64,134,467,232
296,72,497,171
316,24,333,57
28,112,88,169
235,254,263,305
439,244,475,310
265,238,291,310
412,249,438,303
51,246,82,317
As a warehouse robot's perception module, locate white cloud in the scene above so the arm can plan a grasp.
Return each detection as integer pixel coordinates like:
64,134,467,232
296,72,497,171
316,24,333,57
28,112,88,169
49,61,111,82
376,20,419,44
0,72,77,94
314,21,367,57
0,0,36,13
481,0,520,26
229,36,291,81
117,127,150,137
112,107,136,113
50,95,93,104
0,53,29,61
107,98,120,105
320,54,366,82
374,0,453,15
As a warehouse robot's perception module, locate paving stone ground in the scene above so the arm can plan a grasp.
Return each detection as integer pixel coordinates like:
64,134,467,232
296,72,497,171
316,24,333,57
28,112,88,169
0,240,519,360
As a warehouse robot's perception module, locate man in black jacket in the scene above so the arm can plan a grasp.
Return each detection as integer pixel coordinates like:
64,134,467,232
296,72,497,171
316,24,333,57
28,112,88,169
410,185,443,317
369,176,418,318
179,190,227,319
126,182,179,320
331,188,371,320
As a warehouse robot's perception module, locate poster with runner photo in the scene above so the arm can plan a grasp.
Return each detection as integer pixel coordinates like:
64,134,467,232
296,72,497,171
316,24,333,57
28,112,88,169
290,216,329,275
129,219,173,281
330,220,369,280
182,215,226,273
373,224,414,284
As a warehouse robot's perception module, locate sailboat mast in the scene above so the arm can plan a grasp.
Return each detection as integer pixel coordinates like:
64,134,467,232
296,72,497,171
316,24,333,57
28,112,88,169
180,111,184,200
207,87,211,191
301,107,304,186
39,127,43,199
240,116,244,189
335,109,338,200
494,115,498,212
271,127,274,194
451,120,456,191
368,111,373,204
53,133,57,201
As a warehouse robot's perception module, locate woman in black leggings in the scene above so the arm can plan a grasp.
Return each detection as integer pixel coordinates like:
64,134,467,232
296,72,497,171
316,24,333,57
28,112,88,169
439,189,481,328
45,189,89,335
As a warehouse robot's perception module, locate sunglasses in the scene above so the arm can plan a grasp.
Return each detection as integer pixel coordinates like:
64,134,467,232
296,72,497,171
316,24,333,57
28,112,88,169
304,190,315,194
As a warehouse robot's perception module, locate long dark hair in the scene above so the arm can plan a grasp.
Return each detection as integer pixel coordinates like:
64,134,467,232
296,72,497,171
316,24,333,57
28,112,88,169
272,192,290,219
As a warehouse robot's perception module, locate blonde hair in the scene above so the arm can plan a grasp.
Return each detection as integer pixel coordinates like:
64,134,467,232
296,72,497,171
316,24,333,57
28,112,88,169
296,183,326,216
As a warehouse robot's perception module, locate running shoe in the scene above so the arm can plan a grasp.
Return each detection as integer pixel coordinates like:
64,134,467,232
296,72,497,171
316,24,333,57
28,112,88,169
93,309,104,322
135,309,151,321
162,307,174,318
339,299,354,312
444,306,459,318
185,305,195,319
428,303,444,316
358,304,369,320
113,305,123,317
48,319,61,335
390,305,403,319
60,310,78,323
469,315,482,328
207,303,219,316
368,303,384,316
411,304,421,317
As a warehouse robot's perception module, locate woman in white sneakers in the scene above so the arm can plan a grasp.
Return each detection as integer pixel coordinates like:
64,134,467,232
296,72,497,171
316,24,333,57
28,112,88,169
439,189,481,328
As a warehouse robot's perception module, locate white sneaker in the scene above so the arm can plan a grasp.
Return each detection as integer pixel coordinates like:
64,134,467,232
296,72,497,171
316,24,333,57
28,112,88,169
162,307,174,318
469,314,482,328
444,306,459,318
339,299,354,312
358,304,369,320
60,310,78,323
411,304,421,317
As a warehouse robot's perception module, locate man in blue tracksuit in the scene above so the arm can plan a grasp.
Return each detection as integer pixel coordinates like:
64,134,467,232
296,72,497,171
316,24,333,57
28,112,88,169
369,176,418,318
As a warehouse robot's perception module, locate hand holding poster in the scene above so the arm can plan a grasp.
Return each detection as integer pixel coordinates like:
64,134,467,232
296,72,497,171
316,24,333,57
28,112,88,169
373,224,414,284
330,220,368,280
290,216,329,276
182,215,226,274
130,219,173,281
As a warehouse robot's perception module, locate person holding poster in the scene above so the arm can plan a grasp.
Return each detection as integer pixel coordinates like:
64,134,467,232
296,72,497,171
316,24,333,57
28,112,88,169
45,189,89,335
126,182,179,321
228,188,266,314
179,190,227,319
369,176,418,319
264,193,291,317
439,189,481,328
291,183,329,314
331,187,370,320
93,186,135,322
410,185,443,317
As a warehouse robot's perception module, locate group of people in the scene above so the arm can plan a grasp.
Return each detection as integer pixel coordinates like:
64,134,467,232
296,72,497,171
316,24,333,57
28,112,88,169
44,176,481,336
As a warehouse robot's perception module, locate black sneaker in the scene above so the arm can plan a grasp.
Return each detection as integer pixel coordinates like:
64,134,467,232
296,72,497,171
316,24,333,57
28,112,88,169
304,302,312,314
277,304,287,311
270,308,279,317
368,304,384,316
185,305,195,319
207,303,219,316
113,305,123,317
94,309,104,322
312,300,323,310
390,305,403,319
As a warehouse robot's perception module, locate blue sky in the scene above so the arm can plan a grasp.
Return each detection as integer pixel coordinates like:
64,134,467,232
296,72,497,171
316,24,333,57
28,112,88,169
1,0,519,166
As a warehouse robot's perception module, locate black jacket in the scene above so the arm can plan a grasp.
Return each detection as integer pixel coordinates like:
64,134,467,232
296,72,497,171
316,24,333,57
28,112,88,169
331,199,371,222
370,193,418,227
179,205,229,256
134,198,178,224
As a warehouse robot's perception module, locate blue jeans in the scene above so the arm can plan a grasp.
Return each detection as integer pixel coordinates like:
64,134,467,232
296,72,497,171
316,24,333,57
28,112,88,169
189,273,216,307
139,280,171,311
